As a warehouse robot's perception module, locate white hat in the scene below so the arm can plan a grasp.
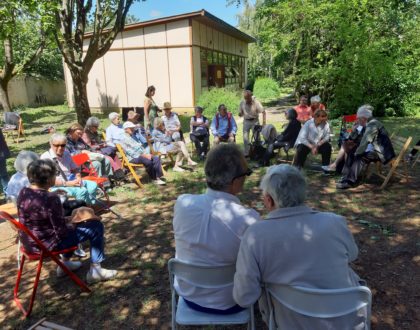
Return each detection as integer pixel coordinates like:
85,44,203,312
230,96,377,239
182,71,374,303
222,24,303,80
122,121,136,129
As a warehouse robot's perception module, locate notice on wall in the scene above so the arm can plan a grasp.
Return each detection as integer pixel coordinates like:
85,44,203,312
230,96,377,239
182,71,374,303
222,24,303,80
217,70,222,79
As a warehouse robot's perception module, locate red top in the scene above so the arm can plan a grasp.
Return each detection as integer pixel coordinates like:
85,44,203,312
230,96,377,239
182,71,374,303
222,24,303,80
310,103,326,116
294,105,312,122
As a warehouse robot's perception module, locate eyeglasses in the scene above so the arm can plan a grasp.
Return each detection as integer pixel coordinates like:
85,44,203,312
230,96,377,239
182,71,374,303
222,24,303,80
232,168,253,182
53,144,66,148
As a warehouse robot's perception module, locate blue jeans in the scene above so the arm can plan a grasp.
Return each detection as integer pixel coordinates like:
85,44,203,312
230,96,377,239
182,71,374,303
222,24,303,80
131,155,163,180
56,220,105,264
52,180,98,205
0,157,9,194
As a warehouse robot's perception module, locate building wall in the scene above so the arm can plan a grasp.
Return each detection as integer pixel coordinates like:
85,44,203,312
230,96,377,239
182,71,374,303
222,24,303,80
8,76,66,108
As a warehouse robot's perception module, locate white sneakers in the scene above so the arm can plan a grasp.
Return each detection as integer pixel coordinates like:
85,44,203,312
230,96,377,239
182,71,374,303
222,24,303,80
87,266,118,284
154,178,167,185
188,160,198,166
56,260,82,277
173,166,186,172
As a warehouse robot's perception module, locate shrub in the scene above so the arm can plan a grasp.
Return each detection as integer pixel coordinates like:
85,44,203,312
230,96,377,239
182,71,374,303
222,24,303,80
196,87,241,118
253,77,280,103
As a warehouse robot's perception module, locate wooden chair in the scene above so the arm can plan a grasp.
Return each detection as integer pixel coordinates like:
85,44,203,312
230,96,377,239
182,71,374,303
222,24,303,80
3,113,25,143
28,318,74,330
115,143,145,188
366,134,412,189
411,145,420,168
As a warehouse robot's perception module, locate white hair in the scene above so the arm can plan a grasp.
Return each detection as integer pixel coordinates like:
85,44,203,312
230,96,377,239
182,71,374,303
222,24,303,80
357,104,373,119
50,133,66,144
14,151,39,174
108,112,119,121
260,165,306,208
310,95,321,103
86,116,101,128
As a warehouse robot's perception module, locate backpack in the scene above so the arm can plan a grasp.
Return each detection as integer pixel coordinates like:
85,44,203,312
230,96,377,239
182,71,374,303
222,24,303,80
249,125,266,160
192,116,209,137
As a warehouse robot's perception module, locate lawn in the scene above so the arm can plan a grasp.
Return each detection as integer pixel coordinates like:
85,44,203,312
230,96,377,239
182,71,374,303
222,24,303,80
0,104,419,329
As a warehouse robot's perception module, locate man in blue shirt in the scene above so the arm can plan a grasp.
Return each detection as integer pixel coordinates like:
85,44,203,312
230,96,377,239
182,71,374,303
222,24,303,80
210,104,237,144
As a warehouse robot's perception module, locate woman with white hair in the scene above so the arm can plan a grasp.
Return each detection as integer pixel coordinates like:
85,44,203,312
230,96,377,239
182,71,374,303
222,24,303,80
152,117,197,172
105,112,124,147
6,151,39,200
337,105,395,189
309,95,326,116
233,164,365,329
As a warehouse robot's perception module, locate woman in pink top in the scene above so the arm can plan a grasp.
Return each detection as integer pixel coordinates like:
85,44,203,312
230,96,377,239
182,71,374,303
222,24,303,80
294,95,311,123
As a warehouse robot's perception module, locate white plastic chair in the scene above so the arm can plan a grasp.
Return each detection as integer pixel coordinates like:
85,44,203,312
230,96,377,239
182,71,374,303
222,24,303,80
265,284,372,330
168,258,255,329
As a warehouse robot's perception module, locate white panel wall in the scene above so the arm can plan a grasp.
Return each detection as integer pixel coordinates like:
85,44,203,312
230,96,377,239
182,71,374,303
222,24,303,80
103,51,127,107
191,20,200,45
168,47,193,107
144,24,166,46
122,28,145,48
199,23,207,47
145,48,170,106
110,32,124,49
124,50,148,106
166,19,190,45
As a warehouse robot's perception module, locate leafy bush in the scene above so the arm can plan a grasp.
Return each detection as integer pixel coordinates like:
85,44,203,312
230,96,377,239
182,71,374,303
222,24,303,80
196,87,241,118
253,77,281,103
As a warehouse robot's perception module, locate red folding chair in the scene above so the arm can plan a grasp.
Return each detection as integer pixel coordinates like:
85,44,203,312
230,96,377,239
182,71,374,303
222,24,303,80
0,211,91,317
340,114,358,133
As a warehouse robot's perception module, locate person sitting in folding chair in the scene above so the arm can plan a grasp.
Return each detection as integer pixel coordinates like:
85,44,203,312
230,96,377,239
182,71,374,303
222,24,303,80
190,106,210,160
173,144,260,314
162,102,182,142
152,118,197,172
233,165,364,328
119,121,166,185
41,133,98,205
336,105,395,189
65,123,113,178
210,104,237,145
17,159,117,284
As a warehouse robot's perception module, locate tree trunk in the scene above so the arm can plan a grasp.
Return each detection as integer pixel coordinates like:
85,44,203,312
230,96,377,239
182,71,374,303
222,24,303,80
71,70,91,126
0,79,12,112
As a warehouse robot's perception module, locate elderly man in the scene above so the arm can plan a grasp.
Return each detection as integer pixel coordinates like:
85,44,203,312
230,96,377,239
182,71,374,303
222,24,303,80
41,133,98,205
161,102,181,141
233,165,365,329
119,121,165,185
105,112,124,147
294,95,311,123
337,105,395,189
210,104,237,144
293,109,331,169
238,90,266,157
173,144,260,314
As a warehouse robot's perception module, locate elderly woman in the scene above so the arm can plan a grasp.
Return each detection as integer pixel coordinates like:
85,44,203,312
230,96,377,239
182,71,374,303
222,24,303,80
309,95,326,116
17,159,117,283
336,105,395,189
152,118,197,172
82,116,122,172
66,123,113,178
6,151,39,201
233,165,365,329
293,109,332,169
105,112,124,147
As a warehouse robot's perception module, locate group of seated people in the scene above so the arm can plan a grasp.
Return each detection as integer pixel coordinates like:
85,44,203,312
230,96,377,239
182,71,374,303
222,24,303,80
173,144,367,328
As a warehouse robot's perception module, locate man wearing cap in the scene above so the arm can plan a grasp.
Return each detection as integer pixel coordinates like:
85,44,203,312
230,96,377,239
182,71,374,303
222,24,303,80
238,90,266,157
105,112,124,147
161,102,181,141
336,105,395,189
120,121,166,185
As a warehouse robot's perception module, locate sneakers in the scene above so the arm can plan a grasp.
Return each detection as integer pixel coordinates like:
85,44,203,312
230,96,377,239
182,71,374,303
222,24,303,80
74,244,87,258
86,267,118,284
187,160,198,166
57,260,82,278
154,178,166,185
173,166,186,172
336,181,353,189
321,165,336,173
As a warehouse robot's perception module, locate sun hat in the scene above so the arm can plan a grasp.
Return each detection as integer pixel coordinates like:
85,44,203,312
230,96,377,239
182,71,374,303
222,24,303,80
71,207,101,223
122,121,136,129
163,102,172,110
127,110,139,120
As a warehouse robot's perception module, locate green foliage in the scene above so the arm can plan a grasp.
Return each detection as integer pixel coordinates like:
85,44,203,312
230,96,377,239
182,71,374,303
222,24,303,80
237,0,420,117
196,87,242,118
253,77,280,102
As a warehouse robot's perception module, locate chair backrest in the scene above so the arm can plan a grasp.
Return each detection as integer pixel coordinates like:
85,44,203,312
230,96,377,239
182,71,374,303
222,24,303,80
342,114,357,123
115,143,130,167
4,111,20,126
71,153,90,166
265,283,371,329
168,258,236,290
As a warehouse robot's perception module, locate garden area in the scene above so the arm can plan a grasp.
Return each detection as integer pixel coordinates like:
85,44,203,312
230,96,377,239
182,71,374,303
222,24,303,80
0,103,419,329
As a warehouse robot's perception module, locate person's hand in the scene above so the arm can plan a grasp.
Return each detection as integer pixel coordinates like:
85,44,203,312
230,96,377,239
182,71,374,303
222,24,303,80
311,146,318,155
66,179,79,187
143,153,152,160
81,150,89,154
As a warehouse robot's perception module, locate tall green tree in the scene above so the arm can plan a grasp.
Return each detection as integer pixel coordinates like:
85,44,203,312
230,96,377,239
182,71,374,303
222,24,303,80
0,0,49,112
53,0,142,125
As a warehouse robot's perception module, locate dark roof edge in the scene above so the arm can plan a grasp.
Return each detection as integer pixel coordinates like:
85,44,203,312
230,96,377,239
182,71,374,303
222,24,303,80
84,9,256,43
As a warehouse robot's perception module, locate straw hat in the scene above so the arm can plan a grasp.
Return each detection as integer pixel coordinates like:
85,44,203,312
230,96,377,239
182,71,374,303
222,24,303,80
71,207,101,223
127,110,139,120
163,102,172,110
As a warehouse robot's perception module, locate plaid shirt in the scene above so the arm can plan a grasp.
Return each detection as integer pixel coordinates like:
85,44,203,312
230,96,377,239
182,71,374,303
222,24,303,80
120,132,145,161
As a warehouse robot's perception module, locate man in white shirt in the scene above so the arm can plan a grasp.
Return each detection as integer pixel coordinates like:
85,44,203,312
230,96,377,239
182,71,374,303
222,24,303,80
173,144,260,314
161,101,181,141
233,165,365,329
238,90,266,157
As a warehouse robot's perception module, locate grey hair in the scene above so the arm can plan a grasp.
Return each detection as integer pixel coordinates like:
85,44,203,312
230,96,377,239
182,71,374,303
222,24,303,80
205,144,245,191
14,151,39,174
310,95,321,103
50,133,66,144
154,117,164,129
260,164,306,208
86,116,100,128
357,104,373,119
108,112,119,121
